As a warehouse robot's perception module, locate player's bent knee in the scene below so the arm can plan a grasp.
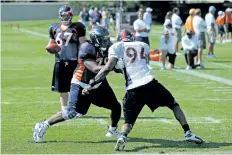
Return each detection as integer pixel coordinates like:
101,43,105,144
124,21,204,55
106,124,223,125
169,101,179,110
62,108,83,120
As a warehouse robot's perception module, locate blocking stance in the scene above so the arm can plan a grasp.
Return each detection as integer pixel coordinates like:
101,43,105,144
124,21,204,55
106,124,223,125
82,29,204,151
33,26,121,143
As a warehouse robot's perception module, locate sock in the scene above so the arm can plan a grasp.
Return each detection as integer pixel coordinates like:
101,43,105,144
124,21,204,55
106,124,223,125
121,132,128,137
109,126,117,131
62,106,68,112
44,120,50,127
182,124,190,133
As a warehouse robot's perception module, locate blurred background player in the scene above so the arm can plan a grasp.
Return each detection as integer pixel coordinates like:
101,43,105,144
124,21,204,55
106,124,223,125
205,6,217,58
171,7,183,55
33,26,121,143
182,30,199,70
143,7,153,29
163,11,174,35
46,5,86,114
82,29,204,151
225,8,232,42
184,8,195,34
101,7,110,29
79,7,89,26
216,11,226,43
91,7,102,27
159,30,176,70
193,8,206,68
133,9,152,69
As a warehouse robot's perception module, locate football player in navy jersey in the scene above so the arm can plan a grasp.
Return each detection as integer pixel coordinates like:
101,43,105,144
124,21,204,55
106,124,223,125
47,5,86,114
33,26,121,143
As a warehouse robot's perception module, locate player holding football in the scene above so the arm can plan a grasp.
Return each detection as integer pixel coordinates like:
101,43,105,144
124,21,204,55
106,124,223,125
33,26,121,143
82,29,204,151
46,5,86,113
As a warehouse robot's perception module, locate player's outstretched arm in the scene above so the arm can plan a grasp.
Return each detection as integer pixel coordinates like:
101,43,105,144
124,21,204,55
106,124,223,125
84,59,105,74
82,57,118,95
91,57,118,85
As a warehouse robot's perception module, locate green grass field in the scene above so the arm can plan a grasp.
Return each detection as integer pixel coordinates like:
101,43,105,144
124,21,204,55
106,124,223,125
1,18,232,154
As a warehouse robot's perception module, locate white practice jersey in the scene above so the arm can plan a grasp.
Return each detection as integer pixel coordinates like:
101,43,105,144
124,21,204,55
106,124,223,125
108,41,154,90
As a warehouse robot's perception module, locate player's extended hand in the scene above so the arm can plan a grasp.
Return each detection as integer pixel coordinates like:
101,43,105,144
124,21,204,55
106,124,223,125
82,85,92,95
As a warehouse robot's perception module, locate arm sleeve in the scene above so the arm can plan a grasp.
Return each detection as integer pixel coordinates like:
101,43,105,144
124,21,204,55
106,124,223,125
48,25,55,40
78,43,96,61
108,43,123,59
133,21,139,30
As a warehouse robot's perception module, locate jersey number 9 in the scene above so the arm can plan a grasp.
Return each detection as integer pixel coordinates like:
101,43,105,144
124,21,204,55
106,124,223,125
125,47,147,64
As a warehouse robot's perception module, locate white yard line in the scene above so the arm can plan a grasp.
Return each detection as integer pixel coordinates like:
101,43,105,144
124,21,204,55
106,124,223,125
204,117,221,123
12,27,47,38
205,62,232,69
151,61,232,86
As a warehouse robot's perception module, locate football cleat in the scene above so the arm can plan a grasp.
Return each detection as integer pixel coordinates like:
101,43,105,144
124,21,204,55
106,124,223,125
184,130,204,144
115,136,127,151
105,126,121,138
33,122,49,143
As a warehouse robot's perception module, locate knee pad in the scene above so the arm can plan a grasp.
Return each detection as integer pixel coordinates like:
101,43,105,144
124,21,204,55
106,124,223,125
62,108,82,120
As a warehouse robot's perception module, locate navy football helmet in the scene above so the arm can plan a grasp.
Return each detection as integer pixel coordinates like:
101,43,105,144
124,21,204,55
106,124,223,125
117,29,134,42
90,25,111,53
59,5,73,25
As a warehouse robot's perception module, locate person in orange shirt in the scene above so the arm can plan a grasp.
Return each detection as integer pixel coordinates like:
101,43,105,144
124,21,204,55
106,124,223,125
225,8,232,42
216,11,226,43
184,8,195,33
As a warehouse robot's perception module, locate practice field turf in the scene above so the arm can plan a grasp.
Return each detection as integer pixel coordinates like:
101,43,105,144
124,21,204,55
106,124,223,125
1,18,232,154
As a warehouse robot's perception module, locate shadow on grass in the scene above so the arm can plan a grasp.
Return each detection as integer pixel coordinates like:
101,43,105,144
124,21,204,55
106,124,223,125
82,116,172,120
34,137,232,152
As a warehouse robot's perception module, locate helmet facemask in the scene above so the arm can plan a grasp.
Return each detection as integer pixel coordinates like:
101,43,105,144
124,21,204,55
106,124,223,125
95,34,110,53
59,6,73,25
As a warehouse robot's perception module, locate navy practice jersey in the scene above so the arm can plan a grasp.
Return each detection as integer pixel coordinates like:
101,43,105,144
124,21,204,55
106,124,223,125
73,41,111,84
48,22,86,61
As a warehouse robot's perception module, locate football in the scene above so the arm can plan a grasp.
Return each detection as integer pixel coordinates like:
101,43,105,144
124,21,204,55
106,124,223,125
45,42,61,54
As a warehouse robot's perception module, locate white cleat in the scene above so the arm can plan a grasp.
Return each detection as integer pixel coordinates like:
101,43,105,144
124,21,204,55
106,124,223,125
161,66,166,70
105,126,121,138
186,65,192,70
184,131,204,144
33,122,49,143
147,64,153,70
199,62,204,69
115,136,127,151
211,54,216,58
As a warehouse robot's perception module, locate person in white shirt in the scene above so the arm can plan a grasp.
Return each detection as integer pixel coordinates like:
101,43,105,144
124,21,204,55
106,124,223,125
82,29,204,151
193,8,206,68
133,9,152,69
182,30,200,70
133,10,150,45
164,11,174,35
143,7,153,27
171,7,183,53
205,6,217,58
159,30,177,70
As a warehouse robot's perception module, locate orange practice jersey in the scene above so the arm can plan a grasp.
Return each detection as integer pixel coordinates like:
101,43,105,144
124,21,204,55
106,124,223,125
216,16,225,26
185,15,194,32
225,12,232,24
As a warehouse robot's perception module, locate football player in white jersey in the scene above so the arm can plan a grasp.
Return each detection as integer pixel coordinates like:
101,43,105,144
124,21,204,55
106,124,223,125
82,29,204,151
